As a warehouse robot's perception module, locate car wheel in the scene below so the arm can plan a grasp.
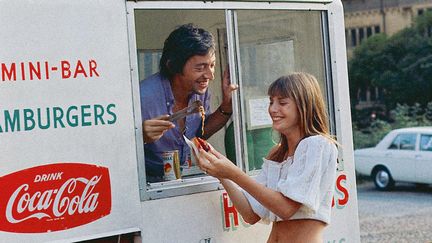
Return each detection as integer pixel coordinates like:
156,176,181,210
372,168,395,191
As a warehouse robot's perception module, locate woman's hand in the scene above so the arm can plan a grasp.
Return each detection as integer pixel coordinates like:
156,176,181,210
196,144,242,180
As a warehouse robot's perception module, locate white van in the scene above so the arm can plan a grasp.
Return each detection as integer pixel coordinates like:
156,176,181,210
0,0,360,242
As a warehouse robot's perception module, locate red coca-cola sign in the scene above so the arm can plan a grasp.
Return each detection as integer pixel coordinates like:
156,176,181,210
0,163,111,233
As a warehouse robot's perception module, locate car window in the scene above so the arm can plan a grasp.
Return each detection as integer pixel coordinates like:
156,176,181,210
388,133,416,150
420,134,432,151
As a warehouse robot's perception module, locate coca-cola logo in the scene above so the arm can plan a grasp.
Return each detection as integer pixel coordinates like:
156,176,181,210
0,163,111,233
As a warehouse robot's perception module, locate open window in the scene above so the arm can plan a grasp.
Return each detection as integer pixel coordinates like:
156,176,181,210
230,9,333,175
131,9,229,199
127,2,336,200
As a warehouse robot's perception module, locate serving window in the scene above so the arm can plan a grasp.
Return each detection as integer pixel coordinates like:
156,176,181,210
231,10,331,174
127,3,335,200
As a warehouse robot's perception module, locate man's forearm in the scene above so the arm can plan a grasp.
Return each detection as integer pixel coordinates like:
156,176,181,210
202,106,232,139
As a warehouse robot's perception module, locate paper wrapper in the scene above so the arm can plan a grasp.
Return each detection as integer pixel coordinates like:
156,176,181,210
183,135,200,166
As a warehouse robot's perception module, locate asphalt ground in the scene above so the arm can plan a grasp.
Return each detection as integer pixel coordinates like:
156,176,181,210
357,180,432,243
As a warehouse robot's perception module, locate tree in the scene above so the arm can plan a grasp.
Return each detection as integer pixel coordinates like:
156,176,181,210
348,12,432,115
348,34,387,121
348,34,387,99
376,27,432,108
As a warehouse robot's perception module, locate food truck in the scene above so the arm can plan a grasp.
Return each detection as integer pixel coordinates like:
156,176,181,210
0,0,360,242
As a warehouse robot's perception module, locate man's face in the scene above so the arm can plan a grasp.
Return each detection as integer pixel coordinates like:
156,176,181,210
177,51,216,95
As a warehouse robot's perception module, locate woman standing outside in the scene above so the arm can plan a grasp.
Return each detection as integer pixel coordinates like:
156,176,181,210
196,72,338,242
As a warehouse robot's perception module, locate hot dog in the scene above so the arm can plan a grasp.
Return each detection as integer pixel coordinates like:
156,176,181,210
193,137,210,152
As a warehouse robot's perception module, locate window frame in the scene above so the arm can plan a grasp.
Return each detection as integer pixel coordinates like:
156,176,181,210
126,1,334,201
420,133,432,152
388,133,417,151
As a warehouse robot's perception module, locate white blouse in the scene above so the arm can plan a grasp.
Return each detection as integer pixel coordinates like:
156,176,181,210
242,135,338,224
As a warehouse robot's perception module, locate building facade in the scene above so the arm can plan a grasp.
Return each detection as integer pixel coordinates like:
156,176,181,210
344,0,432,51
343,0,432,111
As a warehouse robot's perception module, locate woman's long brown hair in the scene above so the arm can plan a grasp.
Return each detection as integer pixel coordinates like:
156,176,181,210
266,72,336,162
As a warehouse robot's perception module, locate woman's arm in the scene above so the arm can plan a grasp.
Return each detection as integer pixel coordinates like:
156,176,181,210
198,147,301,220
231,169,301,220
218,178,261,224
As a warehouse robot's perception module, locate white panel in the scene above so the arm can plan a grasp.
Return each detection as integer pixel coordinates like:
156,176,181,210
323,0,361,242
0,0,142,242
140,190,271,242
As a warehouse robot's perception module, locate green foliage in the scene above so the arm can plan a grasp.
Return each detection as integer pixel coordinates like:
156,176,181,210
348,13,432,111
377,28,432,108
414,10,432,34
353,102,432,149
352,119,392,149
390,103,432,128
348,34,387,100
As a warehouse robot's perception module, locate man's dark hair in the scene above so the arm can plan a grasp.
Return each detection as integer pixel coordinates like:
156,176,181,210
159,23,215,80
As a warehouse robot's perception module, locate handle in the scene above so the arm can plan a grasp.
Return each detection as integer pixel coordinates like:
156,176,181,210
169,100,203,121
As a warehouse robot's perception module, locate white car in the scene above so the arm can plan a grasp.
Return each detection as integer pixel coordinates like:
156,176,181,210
354,127,432,190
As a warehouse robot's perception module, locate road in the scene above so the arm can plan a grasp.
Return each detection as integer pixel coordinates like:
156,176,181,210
357,181,432,243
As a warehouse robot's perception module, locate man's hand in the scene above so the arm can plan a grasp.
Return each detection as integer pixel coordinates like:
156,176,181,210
220,67,238,112
202,67,238,139
143,115,175,144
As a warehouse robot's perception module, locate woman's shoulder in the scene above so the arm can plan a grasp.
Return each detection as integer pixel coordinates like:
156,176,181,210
300,134,331,144
297,135,337,153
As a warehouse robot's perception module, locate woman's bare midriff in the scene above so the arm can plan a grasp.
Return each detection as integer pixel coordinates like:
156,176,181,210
266,219,326,243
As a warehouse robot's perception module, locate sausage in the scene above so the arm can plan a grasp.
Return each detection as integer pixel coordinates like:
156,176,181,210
193,137,210,152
